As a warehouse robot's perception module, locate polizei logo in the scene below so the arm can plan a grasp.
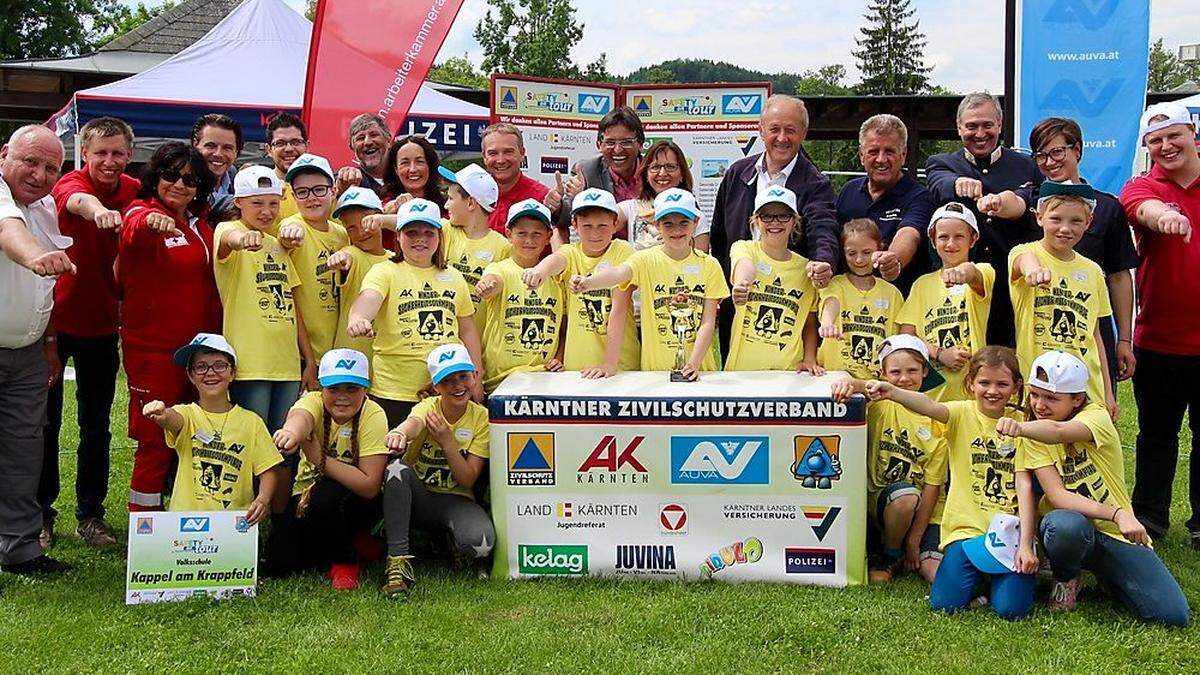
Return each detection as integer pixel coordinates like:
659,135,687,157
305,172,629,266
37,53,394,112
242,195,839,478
615,545,677,576
518,544,588,575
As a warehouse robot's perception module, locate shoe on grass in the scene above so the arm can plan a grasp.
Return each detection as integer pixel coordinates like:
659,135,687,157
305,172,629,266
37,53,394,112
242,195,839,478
76,518,118,548
867,553,898,584
3,555,72,576
1190,530,1200,551
382,555,415,598
39,517,55,551
1049,576,1080,612
330,562,360,591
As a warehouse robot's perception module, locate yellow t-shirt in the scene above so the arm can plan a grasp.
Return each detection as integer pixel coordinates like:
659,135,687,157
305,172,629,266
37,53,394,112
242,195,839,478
897,264,996,401
289,391,390,495
164,403,283,510
557,240,640,372
1009,241,1112,403
481,257,565,392
445,224,512,336
939,400,1027,549
866,399,948,524
1021,403,1134,544
333,245,391,357
621,246,730,371
405,396,489,498
213,220,301,381
360,261,474,401
265,183,299,237
283,214,348,359
817,275,903,379
725,240,818,371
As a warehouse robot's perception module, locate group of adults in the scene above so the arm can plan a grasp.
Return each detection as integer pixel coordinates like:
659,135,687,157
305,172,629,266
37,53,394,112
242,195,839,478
0,88,1197,575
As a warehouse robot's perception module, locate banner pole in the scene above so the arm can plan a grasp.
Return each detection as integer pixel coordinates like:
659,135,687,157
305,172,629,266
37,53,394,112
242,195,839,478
1003,0,1018,148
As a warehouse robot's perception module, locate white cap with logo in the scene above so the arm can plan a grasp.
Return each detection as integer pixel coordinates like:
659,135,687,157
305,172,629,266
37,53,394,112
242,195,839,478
427,343,476,384
754,186,798,215
284,153,336,184
332,186,384,219
571,188,619,215
1139,101,1195,143
653,188,700,221
233,165,283,198
172,333,237,368
506,198,553,229
318,348,370,387
398,198,444,230
962,513,1021,574
439,164,499,213
1028,350,1089,394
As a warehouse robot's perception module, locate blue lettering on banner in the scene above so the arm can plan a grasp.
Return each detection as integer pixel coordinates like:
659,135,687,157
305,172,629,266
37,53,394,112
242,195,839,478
487,395,862,423
721,94,764,115
670,436,769,485
785,547,836,574
399,117,487,153
180,517,210,533
578,94,612,115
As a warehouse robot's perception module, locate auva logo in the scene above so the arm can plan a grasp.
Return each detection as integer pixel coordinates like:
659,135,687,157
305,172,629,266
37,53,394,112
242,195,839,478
664,193,683,203
1042,0,1119,30
721,93,763,115
409,203,429,212
582,192,603,202
670,436,769,484
578,94,611,115
334,359,357,369
1039,78,1123,118
518,544,588,575
180,517,210,532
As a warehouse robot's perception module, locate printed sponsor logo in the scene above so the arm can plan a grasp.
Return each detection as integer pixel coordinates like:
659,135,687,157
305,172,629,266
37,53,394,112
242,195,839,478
615,545,677,575
135,517,154,535
518,544,588,575
671,436,769,484
700,537,763,578
721,93,764,115
180,517,210,533
234,516,250,533
659,95,717,116
659,503,688,534
578,435,649,484
498,85,518,109
171,538,219,555
722,503,798,520
802,506,842,542
785,547,836,574
791,435,843,489
631,95,653,116
526,91,575,113
508,433,555,486
555,501,639,530
540,156,569,174
578,93,612,115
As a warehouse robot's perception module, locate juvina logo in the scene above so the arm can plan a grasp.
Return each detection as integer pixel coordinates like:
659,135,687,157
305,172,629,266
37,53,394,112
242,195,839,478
518,544,588,575
699,537,763,578
615,545,676,571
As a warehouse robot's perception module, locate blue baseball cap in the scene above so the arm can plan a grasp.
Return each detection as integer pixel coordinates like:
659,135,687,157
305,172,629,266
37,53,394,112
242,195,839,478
427,343,475,384
1037,180,1096,210
318,348,370,387
397,198,443,230
173,333,237,368
653,188,700,222
962,513,1021,574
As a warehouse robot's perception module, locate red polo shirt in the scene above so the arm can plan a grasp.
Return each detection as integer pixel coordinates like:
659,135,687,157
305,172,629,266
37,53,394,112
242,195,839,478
488,174,549,234
1120,163,1200,356
51,168,140,336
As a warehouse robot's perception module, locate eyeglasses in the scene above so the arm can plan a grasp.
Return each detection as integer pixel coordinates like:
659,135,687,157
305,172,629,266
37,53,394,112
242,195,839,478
601,138,639,150
1033,145,1074,164
269,138,307,149
293,185,332,199
758,214,795,224
190,361,231,375
648,163,681,174
161,170,199,188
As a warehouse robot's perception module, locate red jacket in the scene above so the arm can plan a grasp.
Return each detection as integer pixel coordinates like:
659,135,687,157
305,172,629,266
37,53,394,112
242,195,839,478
117,198,221,353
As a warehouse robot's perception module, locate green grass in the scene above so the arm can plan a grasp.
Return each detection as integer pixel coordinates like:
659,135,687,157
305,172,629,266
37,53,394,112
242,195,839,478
2,375,1198,673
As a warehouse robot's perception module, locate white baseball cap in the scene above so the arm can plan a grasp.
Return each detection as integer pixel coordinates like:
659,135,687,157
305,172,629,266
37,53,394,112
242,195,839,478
233,165,283,198
439,164,498,213
427,343,475,384
1139,101,1195,143
173,333,237,368
397,198,443,230
877,333,945,392
284,153,335,184
754,186,798,215
571,188,619,215
332,186,383,219
1028,350,1089,394
653,188,700,221
506,198,553,230
928,202,979,235
318,348,370,387
962,513,1021,574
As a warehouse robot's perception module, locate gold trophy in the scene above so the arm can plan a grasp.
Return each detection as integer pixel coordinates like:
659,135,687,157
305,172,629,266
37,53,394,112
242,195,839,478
669,292,695,382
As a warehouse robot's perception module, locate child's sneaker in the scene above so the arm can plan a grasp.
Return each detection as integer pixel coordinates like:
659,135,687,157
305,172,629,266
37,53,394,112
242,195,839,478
329,562,360,591
382,555,416,598
867,553,898,584
1048,576,1080,612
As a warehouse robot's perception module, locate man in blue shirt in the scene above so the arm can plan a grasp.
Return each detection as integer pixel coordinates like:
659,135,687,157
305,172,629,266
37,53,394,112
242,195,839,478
836,114,935,295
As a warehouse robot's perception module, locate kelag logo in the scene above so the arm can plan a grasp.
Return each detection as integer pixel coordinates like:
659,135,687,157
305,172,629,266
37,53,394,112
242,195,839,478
670,436,769,484
518,544,588,575
721,93,763,115
578,93,611,115
180,517,210,532
785,547,836,574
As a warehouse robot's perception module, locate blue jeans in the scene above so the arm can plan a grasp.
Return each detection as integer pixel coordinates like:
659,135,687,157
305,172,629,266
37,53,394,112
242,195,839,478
930,540,1035,620
229,380,299,435
1040,509,1190,627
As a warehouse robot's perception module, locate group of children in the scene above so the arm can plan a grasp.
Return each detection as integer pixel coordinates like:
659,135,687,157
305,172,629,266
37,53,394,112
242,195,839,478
136,155,1188,624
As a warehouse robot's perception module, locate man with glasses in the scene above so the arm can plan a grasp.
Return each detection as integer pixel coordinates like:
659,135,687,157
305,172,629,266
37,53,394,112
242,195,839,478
545,107,644,240
924,92,1041,347
265,113,309,229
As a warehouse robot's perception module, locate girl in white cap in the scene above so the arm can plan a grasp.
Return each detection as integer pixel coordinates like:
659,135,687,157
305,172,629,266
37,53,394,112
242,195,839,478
328,187,391,358
997,350,1188,626
725,186,821,373
262,349,390,591
898,203,994,401
346,198,484,427
380,344,494,598
570,188,729,380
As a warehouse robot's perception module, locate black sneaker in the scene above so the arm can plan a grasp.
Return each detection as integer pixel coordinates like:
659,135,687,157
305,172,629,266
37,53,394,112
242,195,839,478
868,553,899,584
2,555,72,576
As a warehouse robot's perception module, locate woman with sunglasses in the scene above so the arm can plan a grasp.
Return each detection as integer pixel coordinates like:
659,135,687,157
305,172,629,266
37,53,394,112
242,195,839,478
977,117,1140,385
117,142,221,512
616,141,707,252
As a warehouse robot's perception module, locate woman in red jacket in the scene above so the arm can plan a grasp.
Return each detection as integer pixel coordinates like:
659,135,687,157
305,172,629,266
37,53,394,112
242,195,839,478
117,142,220,511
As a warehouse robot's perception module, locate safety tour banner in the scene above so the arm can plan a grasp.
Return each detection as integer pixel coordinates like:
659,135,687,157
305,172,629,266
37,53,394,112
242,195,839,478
488,371,867,586
125,511,259,605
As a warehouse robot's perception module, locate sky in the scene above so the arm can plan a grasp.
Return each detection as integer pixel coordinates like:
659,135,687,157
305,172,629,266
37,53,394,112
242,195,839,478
162,0,1200,92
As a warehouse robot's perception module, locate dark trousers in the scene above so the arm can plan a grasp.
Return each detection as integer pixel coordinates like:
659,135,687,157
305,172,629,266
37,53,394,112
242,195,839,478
1131,347,1200,536
39,333,120,522
0,342,50,565
263,479,381,575
370,395,416,430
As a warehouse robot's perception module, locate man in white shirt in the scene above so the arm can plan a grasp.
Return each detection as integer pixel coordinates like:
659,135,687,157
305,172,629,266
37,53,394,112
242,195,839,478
0,125,74,576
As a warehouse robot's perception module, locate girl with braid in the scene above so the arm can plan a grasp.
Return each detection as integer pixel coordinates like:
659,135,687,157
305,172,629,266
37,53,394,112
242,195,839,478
263,349,389,590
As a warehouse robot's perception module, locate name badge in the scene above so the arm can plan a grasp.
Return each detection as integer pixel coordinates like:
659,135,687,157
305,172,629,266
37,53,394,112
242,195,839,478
873,298,890,310
756,262,773,275
596,261,611,271
193,429,215,444
948,284,966,297
475,250,494,262
163,235,188,249
436,271,453,282
339,428,352,439
455,428,472,442
682,264,700,275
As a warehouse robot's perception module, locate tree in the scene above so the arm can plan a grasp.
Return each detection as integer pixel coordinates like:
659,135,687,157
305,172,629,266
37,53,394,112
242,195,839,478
1,0,119,58
1148,38,1200,92
428,56,489,89
96,2,176,48
474,0,609,81
852,0,932,95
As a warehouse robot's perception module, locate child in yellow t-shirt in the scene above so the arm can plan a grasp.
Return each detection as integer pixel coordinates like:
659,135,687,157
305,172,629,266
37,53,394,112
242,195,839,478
572,188,729,379
898,203,994,401
440,164,512,336
871,346,1038,620
328,187,391,358
475,199,565,392
262,349,390,591
282,153,349,371
999,350,1187,625
726,186,820,372
818,218,903,379
213,166,309,437
380,344,494,598
831,334,947,585
142,333,282,522
522,188,639,377
346,198,483,428
1009,180,1114,415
